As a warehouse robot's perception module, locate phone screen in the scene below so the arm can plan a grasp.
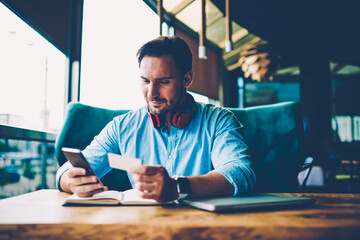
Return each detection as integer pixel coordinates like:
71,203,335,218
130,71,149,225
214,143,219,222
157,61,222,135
61,147,104,189
62,147,95,175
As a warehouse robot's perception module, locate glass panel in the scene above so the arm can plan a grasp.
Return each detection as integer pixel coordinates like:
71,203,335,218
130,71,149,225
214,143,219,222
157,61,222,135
332,116,353,142
245,82,300,107
0,4,66,132
354,117,360,141
81,0,158,110
331,61,360,143
0,139,57,198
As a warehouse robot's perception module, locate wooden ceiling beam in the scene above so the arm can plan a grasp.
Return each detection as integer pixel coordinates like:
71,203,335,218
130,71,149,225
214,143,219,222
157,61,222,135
219,28,248,48
169,0,195,15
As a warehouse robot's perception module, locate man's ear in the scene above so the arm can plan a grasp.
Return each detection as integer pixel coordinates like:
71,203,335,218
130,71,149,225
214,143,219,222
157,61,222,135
184,71,193,88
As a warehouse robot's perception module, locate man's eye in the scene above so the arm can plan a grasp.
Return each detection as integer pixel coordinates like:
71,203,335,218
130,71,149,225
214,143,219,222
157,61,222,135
159,81,169,84
142,79,150,83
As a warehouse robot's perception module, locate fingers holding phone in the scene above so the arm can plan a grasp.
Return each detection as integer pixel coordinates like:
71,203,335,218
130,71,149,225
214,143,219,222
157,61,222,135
60,147,107,197
60,167,107,197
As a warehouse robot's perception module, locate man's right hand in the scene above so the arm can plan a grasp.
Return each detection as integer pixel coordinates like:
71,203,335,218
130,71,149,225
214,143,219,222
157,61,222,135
59,167,107,197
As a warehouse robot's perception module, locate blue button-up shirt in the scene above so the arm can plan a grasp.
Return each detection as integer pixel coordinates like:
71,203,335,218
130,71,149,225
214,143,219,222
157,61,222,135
56,102,256,195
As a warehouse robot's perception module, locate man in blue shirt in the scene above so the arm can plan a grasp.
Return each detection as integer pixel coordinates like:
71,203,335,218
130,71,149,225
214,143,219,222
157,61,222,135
57,36,255,202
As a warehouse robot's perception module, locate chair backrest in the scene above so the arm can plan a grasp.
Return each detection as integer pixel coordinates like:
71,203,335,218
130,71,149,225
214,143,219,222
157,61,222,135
55,102,131,191
55,101,304,193
228,102,304,193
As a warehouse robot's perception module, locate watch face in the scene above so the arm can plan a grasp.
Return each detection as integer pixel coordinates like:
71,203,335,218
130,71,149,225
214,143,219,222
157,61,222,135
177,177,190,194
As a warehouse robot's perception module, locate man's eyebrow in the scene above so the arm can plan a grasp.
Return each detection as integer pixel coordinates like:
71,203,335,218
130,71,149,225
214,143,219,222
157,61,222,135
156,76,174,81
140,76,174,81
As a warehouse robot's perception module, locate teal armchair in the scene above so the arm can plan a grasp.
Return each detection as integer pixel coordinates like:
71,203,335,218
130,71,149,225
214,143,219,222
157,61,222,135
55,101,304,193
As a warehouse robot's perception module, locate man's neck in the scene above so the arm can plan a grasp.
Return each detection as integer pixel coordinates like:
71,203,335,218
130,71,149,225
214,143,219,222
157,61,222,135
164,92,190,132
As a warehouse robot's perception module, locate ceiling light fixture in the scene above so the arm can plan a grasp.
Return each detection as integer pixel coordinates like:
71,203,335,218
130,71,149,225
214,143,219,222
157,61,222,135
225,0,233,53
157,0,163,36
199,0,207,59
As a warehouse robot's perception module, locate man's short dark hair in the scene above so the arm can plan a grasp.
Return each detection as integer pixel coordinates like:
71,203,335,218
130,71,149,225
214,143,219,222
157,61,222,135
136,36,193,76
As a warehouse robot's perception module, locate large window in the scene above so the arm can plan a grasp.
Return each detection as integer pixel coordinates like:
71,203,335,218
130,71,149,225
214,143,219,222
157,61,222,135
0,4,66,132
0,3,65,197
80,0,159,110
81,0,213,110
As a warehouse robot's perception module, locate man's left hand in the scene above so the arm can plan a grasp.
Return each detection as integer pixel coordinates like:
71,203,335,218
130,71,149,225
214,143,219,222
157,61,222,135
129,165,178,202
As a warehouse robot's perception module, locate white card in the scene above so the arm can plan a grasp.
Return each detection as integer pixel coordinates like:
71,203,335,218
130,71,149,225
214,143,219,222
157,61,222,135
107,153,142,171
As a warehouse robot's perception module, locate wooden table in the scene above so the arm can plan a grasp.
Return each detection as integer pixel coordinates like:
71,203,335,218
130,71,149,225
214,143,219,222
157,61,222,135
0,190,359,239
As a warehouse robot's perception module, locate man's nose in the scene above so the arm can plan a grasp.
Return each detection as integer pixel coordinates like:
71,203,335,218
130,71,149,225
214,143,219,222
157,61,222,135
147,83,159,99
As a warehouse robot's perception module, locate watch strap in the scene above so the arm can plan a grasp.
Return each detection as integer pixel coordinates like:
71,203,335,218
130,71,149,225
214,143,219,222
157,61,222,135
174,176,190,200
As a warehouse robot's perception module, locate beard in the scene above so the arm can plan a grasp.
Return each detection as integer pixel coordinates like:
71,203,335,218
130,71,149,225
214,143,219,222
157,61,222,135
146,91,183,116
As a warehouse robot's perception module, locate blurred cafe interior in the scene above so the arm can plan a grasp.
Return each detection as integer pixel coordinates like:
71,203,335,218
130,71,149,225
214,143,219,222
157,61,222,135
0,0,359,198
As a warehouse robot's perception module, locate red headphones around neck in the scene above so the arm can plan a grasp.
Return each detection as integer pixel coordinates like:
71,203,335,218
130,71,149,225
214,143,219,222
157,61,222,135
147,94,195,129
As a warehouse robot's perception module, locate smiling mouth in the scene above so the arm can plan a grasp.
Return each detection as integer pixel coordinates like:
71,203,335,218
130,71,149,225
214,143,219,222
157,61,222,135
149,98,165,104
148,100,165,108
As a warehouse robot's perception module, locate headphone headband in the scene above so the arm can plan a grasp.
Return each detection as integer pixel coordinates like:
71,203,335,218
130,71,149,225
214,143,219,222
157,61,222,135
148,94,195,129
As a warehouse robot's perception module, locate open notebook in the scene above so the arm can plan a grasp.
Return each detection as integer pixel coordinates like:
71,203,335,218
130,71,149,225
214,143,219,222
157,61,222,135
63,189,171,206
179,194,315,212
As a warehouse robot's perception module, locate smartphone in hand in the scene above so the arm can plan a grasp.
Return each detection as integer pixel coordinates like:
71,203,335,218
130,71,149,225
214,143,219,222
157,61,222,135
61,147,105,190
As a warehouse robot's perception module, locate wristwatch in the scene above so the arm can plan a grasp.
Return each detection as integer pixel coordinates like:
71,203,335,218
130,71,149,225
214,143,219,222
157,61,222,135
173,176,191,200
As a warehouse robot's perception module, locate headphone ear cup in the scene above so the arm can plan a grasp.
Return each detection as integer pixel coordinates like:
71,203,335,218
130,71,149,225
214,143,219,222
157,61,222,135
148,112,161,128
176,112,192,128
171,112,181,128
170,95,195,128
172,111,192,128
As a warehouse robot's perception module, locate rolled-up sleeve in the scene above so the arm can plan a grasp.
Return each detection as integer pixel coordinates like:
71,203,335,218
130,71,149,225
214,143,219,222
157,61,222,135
211,109,256,195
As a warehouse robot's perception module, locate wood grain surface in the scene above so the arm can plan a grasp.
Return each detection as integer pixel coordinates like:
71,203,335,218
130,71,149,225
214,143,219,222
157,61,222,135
0,190,359,239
